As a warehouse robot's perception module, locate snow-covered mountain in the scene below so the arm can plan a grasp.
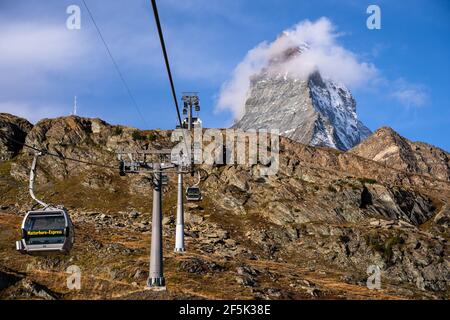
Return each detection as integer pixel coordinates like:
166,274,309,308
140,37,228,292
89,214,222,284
233,45,371,151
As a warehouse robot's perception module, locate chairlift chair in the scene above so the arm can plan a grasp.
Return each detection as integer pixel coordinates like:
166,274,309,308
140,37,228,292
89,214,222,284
16,152,74,254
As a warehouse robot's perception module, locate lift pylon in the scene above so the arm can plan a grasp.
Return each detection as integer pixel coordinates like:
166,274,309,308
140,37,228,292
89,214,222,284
116,148,175,289
174,166,185,252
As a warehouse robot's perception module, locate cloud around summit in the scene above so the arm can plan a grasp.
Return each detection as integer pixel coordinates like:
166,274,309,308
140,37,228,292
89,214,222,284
215,17,379,120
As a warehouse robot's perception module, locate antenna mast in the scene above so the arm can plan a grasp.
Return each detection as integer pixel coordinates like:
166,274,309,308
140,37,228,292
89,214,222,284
73,96,77,116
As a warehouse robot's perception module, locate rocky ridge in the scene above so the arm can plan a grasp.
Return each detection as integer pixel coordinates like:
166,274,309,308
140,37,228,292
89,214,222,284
351,127,450,181
0,114,448,300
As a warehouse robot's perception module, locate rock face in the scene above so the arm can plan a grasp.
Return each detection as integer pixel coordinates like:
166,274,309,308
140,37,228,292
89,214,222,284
0,113,33,161
0,114,449,300
351,127,450,181
234,47,371,151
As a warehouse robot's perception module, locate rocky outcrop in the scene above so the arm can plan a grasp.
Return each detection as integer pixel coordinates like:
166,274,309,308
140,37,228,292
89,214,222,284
10,116,173,182
284,220,449,292
0,113,33,161
351,127,450,181
0,265,59,300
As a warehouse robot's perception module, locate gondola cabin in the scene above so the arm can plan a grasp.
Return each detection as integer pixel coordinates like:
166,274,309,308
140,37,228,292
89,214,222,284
186,186,202,201
16,209,74,254
162,174,169,186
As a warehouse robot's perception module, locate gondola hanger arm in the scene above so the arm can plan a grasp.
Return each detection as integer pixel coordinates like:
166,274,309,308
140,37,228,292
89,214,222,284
29,151,50,210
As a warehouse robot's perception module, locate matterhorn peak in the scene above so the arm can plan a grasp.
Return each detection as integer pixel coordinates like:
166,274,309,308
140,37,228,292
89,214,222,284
268,43,310,67
234,45,371,151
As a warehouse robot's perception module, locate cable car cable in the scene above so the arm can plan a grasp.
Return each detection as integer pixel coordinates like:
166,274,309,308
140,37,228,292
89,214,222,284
150,0,192,170
81,0,149,128
3,135,116,170
150,0,183,126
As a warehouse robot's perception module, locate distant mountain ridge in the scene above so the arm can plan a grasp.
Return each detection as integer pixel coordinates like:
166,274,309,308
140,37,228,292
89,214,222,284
351,127,450,181
1,113,448,183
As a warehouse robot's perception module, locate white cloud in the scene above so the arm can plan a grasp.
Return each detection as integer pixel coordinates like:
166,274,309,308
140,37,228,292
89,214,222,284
0,22,94,94
0,101,67,123
391,80,428,108
0,22,92,121
214,42,271,118
216,17,379,120
0,23,88,69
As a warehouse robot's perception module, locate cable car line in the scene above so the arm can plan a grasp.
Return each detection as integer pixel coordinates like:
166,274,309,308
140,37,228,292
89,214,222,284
150,0,192,175
4,135,116,170
150,0,183,126
81,0,149,128
13,0,202,265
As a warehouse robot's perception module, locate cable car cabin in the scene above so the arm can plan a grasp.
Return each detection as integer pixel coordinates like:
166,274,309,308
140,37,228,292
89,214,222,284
16,209,74,254
186,187,202,201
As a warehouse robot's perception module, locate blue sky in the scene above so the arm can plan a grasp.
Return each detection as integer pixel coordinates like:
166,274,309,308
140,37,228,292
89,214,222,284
0,0,449,150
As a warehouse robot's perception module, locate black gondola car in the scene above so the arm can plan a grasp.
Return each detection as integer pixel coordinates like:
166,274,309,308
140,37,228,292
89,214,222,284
186,186,202,201
16,208,74,254
162,174,169,185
